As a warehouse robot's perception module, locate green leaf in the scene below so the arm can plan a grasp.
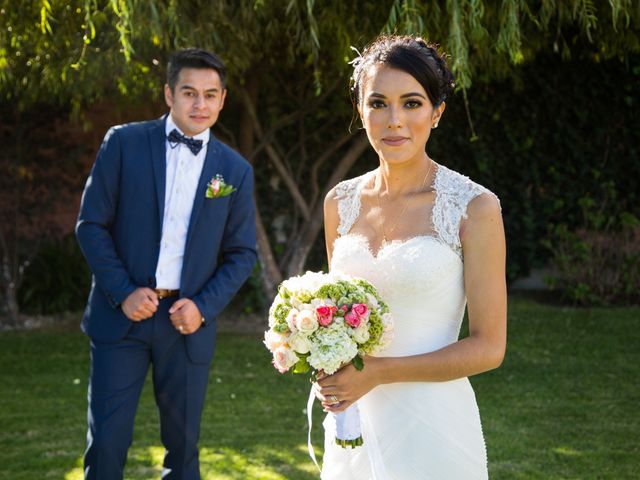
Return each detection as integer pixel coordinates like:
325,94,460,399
352,355,364,371
292,358,310,374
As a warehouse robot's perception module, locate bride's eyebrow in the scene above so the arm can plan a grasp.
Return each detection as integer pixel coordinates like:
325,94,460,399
367,92,427,99
400,92,427,99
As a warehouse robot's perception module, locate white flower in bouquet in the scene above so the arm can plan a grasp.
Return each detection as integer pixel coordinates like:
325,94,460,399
351,322,370,344
285,308,299,332
273,345,299,373
307,321,358,374
288,331,312,354
263,330,286,353
295,309,318,334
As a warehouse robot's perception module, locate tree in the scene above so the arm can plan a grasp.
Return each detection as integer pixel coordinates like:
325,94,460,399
1,1,638,320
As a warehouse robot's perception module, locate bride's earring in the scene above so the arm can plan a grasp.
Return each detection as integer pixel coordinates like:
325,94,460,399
433,122,439,129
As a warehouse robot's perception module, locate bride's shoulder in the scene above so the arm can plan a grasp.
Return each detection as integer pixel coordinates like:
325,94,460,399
435,164,500,211
328,170,375,202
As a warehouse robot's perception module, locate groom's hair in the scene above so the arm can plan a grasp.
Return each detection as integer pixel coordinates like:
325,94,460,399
167,48,227,92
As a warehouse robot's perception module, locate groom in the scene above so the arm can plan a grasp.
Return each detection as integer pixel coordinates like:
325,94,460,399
76,49,257,478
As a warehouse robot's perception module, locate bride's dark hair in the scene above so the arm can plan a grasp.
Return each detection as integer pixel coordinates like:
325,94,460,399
351,35,455,109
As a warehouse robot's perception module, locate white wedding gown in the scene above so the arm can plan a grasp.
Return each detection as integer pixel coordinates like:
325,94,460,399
321,164,497,480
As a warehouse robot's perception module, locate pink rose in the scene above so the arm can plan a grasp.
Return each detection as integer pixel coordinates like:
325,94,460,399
316,305,337,327
340,305,349,312
344,309,361,328
273,346,298,373
211,179,220,195
352,303,369,321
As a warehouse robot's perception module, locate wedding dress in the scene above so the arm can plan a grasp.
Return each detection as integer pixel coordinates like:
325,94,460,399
321,164,497,480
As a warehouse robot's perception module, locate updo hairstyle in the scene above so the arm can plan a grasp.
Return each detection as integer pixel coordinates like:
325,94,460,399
351,35,455,108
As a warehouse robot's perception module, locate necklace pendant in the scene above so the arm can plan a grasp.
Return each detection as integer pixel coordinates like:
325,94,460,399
381,235,388,246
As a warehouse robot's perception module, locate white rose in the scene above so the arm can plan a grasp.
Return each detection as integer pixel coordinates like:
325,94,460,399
286,308,299,331
295,309,319,333
290,297,304,310
263,330,286,352
351,323,370,343
288,331,312,354
273,346,299,373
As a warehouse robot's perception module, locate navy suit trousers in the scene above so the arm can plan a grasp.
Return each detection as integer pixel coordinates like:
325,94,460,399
84,298,211,479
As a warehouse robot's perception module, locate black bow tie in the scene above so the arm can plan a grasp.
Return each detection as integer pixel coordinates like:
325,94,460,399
167,129,204,155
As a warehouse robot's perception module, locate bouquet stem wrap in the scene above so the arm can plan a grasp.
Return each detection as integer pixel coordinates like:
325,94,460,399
307,387,363,472
334,403,363,447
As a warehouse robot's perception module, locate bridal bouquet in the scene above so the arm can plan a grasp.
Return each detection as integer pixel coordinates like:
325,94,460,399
264,271,393,449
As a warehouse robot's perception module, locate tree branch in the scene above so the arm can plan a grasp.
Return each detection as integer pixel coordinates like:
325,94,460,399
239,89,311,220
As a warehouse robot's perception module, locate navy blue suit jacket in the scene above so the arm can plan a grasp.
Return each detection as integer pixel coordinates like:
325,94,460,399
76,116,257,364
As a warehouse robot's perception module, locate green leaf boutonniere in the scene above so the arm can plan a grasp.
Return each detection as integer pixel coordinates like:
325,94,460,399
206,174,236,199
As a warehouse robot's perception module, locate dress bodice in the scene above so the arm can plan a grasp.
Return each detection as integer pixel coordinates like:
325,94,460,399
330,164,498,357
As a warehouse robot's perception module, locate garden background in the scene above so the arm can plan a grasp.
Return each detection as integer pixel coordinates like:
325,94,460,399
0,1,639,478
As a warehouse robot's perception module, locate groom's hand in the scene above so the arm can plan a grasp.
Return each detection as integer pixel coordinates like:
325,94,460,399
169,298,204,335
122,288,159,321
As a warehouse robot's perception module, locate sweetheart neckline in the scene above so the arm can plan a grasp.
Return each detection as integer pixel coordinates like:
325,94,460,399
336,233,454,260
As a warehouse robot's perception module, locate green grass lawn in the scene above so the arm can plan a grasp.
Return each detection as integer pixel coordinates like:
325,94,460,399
0,295,638,479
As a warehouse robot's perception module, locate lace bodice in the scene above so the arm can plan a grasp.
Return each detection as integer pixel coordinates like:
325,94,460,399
333,164,498,260
330,164,499,357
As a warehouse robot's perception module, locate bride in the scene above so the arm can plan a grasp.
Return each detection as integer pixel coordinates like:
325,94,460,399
316,35,507,479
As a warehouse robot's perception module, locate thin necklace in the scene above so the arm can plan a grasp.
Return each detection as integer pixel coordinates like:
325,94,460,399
376,159,434,246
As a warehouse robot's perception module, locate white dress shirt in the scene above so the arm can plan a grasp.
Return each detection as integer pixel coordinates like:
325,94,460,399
155,115,210,289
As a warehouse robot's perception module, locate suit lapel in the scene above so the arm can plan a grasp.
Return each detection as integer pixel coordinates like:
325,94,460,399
149,116,168,233
184,137,221,254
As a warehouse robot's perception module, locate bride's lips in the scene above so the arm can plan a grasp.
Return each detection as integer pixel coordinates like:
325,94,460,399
382,136,409,146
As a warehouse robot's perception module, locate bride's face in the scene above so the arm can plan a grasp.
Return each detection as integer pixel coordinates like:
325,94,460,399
359,65,443,166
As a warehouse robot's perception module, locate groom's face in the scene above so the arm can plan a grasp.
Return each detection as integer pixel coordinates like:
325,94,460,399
164,67,227,137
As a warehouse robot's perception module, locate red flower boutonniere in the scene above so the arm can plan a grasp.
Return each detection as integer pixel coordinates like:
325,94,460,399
206,174,236,199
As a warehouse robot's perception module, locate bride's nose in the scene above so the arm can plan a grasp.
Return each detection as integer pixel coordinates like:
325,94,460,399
387,105,403,129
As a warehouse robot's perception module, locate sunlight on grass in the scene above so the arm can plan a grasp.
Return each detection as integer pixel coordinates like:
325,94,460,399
199,444,319,479
552,446,583,456
62,445,319,479
62,455,84,480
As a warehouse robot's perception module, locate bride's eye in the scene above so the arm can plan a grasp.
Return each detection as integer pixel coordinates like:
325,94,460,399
405,100,422,109
368,100,386,109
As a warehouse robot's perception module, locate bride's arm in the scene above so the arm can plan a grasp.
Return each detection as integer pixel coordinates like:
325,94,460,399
317,193,507,412
324,187,340,266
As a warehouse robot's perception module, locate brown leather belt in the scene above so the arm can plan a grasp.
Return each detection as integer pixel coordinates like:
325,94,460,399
154,289,179,299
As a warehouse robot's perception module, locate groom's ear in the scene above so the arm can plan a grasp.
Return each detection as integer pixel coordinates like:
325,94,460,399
164,84,174,109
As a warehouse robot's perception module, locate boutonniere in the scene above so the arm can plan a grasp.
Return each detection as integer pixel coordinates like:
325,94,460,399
206,174,236,199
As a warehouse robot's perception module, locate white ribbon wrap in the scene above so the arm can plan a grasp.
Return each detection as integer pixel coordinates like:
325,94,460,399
307,386,364,473
335,403,362,442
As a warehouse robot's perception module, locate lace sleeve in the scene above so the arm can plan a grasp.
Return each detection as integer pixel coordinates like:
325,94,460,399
432,165,500,259
335,172,373,236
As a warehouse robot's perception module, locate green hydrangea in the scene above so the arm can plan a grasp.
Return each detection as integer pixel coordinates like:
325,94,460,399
359,310,383,354
273,303,291,324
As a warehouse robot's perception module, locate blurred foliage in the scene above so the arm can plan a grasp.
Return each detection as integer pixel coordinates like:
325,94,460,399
2,1,639,109
18,234,91,314
544,223,640,306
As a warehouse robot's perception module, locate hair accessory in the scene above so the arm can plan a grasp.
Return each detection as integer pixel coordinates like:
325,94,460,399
348,46,364,90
